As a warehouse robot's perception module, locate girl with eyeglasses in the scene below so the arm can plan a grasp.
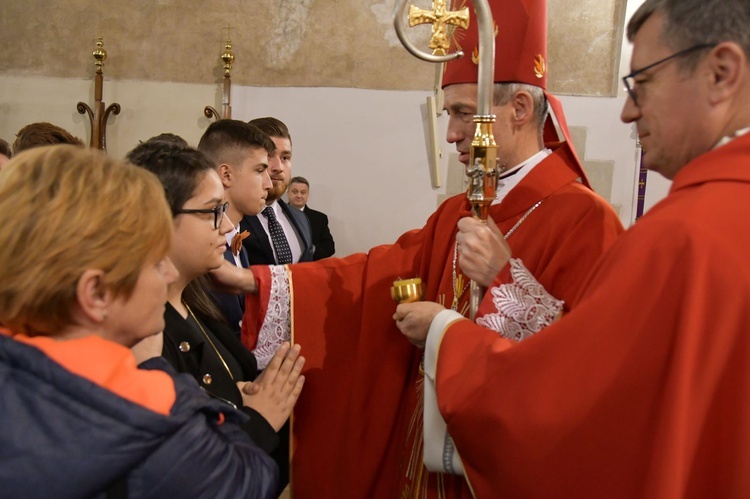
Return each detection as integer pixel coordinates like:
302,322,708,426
126,140,304,463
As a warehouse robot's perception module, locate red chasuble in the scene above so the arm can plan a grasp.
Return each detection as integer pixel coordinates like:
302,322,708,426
434,134,750,498
244,141,623,498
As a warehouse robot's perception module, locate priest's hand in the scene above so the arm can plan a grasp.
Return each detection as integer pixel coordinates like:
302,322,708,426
208,259,258,294
394,302,446,349
456,216,511,287
238,342,305,432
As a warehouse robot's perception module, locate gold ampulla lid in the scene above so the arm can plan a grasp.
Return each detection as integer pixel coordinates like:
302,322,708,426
391,277,425,304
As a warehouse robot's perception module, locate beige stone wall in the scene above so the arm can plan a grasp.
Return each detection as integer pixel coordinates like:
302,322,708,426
1,0,625,95
0,0,640,256
548,0,627,95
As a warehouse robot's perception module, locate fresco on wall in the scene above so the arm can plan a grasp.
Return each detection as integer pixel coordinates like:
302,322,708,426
0,0,625,96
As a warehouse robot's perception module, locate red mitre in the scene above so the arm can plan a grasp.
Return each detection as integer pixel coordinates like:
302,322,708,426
441,0,590,187
441,0,547,89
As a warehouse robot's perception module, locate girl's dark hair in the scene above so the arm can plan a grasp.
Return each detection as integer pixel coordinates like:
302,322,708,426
126,141,226,323
126,141,212,216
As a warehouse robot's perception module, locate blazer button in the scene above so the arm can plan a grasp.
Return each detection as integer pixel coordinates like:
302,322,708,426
202,374,213,385
179,341,191,353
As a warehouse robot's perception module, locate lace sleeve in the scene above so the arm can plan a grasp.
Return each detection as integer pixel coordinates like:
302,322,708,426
476,258,564,342
252,265,292,369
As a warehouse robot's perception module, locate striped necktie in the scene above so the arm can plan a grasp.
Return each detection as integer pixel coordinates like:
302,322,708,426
262,206,293,264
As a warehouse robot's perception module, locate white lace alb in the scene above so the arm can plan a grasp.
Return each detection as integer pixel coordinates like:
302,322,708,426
253,265,292,369
476,258,564,341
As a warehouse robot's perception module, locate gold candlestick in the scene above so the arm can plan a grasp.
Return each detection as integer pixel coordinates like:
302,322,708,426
76,36,121,151
204,25,235,121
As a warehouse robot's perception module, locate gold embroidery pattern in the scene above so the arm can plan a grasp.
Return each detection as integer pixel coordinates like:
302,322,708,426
534,54,546,79
403,200,545,498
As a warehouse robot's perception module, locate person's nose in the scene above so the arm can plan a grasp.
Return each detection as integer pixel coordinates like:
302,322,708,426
161,257,179,285
263,171,272,190
620,94,640,124
267,155,281,173
219,211,233,234
445,117,464,145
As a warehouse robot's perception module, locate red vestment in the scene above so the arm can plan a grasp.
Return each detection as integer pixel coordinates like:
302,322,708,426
244,142,623,498
434,134,750,498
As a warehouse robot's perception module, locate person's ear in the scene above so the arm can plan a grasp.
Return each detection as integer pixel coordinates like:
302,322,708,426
75,269,111,324
706,42,745,105
510,90,535,126
217,164,232,187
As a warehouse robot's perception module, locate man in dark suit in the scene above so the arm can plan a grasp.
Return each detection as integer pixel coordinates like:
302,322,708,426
197,120,275,334
287,176,336,260
232,119,310,496
240,117,314,265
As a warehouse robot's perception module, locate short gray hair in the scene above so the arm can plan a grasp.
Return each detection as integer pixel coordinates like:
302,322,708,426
628,0,750,70
493,83,548,132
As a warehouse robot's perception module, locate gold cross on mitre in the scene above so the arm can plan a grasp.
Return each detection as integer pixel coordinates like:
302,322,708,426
408,0,469,55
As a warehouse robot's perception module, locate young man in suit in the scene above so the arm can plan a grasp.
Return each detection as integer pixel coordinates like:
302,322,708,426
287,176,336,260
197,119,275,334
240,117,314,265
235,119,310,494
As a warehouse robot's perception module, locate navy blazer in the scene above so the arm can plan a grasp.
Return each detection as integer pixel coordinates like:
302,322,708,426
240,199,314,265
160,303,279,454
210,244,249,335
303,205,335,260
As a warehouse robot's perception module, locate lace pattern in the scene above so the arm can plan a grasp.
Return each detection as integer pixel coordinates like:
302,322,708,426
476,258,564,342
253,265,291,369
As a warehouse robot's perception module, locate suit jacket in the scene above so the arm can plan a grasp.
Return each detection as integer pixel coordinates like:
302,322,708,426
160,303,278,454
162,303,257,404
240,199,314,265
211,245,249,335
303,205,335,260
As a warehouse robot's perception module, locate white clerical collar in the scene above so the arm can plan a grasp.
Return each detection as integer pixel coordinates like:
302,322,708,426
714,126,750,150
492,148,552,205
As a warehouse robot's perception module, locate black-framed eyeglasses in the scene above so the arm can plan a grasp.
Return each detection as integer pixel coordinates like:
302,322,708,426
174,201,229,230
623,43,717,106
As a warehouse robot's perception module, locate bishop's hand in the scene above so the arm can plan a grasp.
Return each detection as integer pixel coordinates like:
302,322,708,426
208,259,258,294
394,302,446,349
455,216,511,287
